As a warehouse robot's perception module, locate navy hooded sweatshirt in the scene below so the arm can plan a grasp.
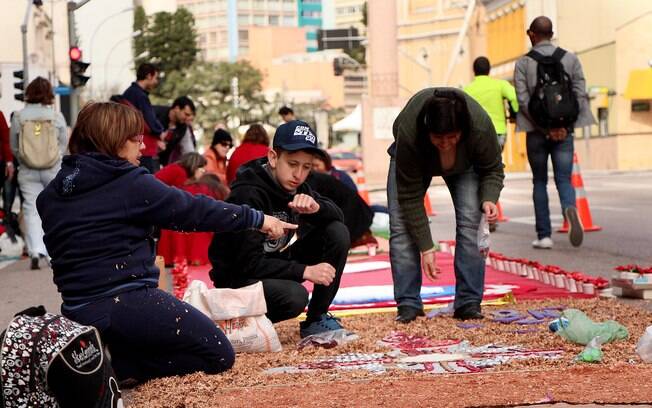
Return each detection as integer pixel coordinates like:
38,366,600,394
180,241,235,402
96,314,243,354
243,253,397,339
36,153,263,306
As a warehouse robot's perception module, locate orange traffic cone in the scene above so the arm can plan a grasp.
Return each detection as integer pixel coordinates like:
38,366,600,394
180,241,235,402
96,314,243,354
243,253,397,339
356,170,370,205
424,193,436,216
558,153,601,232
496,201,509,222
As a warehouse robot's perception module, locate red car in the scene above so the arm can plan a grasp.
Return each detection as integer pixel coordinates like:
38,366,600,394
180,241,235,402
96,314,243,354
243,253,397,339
328,149,363,173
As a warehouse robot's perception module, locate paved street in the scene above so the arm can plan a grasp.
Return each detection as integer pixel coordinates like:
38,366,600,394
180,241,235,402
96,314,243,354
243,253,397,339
2,170,651,328
424,170,652,279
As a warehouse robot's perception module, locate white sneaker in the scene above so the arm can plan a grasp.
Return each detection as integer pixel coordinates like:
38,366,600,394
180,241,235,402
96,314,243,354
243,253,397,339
532,237,553,249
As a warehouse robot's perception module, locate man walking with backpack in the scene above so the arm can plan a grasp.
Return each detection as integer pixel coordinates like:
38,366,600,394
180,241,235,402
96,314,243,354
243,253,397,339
514,16,595,250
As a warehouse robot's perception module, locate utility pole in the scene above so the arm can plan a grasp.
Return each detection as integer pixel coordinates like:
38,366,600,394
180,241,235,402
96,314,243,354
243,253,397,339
67,0,91,125
20,1,34,85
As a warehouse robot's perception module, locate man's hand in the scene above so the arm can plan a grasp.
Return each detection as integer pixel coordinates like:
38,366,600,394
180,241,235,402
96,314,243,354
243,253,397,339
303,263,336,286
156,140,166,150
261,214,298,240
482,201,498,223
548,128,568,142
5,162,14,180
421,248,440,282
288,194,320,214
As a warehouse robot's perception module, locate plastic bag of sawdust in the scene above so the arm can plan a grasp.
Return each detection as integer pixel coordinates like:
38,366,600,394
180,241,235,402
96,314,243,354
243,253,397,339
183,280,282,353
636,325,652,363
556,308,628,345
297,329,359,350
217,315,282,353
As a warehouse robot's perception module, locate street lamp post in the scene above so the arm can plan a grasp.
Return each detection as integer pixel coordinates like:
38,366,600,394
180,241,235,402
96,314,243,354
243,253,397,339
103,31,142,95
88,7,134,96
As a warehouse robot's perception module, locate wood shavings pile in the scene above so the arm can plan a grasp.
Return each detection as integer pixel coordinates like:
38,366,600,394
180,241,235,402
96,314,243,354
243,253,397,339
126,298,652,407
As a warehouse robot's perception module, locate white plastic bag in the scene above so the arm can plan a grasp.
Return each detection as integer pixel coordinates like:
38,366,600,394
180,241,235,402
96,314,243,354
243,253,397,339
218,315,282,353
183,280,267,320
183,280,282,353
0,232,24,258
636,325,652,363
477,214,490,258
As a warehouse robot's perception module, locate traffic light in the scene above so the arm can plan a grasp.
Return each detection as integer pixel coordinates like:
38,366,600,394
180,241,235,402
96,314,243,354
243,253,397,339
69,46,90,88
13,70,24,101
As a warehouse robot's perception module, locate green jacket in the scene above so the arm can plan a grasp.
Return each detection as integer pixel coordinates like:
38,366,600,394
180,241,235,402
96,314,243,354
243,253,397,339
392,87,505,252
463,75,519,134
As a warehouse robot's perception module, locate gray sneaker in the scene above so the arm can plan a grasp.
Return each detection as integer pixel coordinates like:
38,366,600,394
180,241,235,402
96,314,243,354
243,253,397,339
565,206,584,247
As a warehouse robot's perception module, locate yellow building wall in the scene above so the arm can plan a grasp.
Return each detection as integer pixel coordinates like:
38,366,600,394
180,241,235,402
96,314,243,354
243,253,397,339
486,5,526,65
614,12,652,137
483,0,528,172
396,0,472,96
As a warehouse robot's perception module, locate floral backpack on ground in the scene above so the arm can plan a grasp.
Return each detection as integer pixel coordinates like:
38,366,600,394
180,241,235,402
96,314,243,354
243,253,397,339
0,305,123,407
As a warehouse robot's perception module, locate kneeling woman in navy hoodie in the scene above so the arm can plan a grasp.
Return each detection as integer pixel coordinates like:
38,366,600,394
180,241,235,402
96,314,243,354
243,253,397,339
36,102,295,384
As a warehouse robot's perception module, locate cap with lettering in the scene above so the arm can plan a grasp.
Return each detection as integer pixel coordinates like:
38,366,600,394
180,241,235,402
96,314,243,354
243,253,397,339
273,120,321,153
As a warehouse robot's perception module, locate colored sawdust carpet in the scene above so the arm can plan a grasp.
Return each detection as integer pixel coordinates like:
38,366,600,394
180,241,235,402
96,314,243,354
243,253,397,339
125,298,652,407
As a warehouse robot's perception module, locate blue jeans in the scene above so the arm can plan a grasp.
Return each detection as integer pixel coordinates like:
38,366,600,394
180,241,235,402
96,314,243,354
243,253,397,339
387,156,485,310
526,131,576,239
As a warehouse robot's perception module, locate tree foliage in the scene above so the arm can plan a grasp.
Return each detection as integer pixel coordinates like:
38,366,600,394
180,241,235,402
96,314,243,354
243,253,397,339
132,8,199,79
153,60,269,134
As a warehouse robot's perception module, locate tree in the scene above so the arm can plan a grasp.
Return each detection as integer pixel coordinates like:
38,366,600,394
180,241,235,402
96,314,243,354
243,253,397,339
154,60,268,136
132,8,199,80
133,6,148,67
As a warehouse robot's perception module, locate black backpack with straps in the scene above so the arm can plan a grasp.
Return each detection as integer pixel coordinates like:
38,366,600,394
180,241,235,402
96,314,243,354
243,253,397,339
527,47,579,130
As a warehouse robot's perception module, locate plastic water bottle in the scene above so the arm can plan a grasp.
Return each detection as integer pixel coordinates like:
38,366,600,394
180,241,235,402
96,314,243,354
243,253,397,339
548,317,569,332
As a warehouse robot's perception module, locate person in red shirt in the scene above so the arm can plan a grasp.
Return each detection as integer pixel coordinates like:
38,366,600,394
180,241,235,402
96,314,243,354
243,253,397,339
204,128,232,186
159,173,230,266
155,152,206,189
226,124,269,185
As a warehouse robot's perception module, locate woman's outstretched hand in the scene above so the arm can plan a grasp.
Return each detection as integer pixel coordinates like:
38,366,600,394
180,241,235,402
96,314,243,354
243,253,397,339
261,214,298,240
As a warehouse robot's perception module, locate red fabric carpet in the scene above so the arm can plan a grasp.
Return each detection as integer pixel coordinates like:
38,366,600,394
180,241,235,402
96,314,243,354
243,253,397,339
185,251,589,310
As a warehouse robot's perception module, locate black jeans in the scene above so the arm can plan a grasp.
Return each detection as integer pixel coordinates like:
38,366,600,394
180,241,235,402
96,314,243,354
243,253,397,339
260,220,350,323
0,161,19,214
63,287,234,382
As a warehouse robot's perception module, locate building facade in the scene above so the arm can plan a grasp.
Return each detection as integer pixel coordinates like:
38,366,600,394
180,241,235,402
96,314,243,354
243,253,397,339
298,0,323,52
333,0,366,32
0,1,69,116
178,0,298,61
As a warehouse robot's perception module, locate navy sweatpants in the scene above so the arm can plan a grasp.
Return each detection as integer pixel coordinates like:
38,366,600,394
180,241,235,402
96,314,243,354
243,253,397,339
62,286,234,382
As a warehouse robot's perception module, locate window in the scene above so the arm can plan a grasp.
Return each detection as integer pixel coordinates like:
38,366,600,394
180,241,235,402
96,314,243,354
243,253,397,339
239,30,249,41
282,16,295,26
209,32,217,44
302,10,321,18
253,14,266,25
269,15,279,25
238,14,250,25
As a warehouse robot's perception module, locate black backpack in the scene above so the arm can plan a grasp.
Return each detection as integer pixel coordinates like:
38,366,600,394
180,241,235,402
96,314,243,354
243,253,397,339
527,48,579,129
0,306,123,408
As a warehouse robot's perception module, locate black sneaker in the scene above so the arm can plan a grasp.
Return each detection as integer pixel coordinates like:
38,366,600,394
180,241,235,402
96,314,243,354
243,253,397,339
565,206,584,247
453,303,484,320
395,305,425,324
30,257,39,270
